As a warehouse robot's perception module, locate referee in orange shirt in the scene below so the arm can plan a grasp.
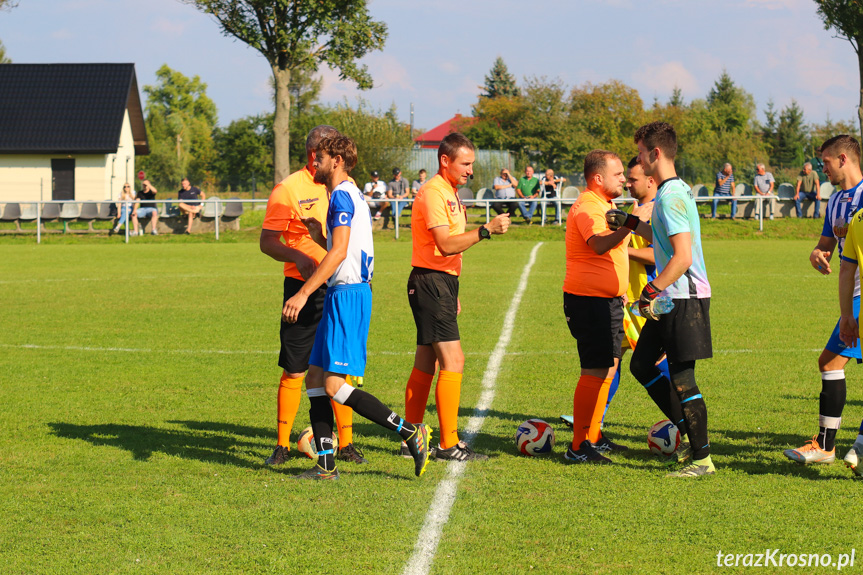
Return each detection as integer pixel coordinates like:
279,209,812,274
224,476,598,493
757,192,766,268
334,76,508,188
402,132,510,461
563,150,638,464
259,125,364,466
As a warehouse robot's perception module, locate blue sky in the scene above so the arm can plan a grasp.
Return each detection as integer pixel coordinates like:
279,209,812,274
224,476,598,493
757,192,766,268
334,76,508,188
0,0,857,133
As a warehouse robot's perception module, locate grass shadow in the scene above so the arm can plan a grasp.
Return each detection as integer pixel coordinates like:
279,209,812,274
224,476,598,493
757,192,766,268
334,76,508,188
49,421,268,469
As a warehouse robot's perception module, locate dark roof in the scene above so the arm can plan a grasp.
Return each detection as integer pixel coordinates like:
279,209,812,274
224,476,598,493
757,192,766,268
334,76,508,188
0,63,149,155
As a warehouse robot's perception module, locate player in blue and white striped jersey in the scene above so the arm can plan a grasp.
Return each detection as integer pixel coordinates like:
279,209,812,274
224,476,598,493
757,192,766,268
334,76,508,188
282,134,431,480
784,135,863,469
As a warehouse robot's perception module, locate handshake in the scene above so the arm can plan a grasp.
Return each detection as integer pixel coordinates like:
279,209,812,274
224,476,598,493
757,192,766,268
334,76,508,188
605,209,640,231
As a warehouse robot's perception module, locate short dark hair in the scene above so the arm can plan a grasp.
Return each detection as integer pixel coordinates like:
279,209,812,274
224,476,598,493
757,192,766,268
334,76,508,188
584,150,620,181
821,134,861,163
438,132,475,164
306,125,340,155
418,169,427,175
627,156,640,170
634,121,678,160
317,135,358,173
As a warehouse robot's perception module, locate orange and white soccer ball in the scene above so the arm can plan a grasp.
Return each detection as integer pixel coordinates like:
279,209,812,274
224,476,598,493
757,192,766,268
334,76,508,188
297,426,339,459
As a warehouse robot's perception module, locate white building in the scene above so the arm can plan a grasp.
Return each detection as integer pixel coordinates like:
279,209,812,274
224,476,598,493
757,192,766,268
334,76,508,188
0,63,149,202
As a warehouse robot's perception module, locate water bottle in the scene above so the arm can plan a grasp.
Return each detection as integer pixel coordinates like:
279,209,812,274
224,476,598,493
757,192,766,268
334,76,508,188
631,295,675,317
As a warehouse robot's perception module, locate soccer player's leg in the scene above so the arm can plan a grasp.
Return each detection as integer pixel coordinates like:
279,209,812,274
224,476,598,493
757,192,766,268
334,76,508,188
334,376,366,464
784,297,859,465
630,320,687,439
296,366,339,480
400,346,436,457
267,278,325,466
311,283,431,478
661,299,715,478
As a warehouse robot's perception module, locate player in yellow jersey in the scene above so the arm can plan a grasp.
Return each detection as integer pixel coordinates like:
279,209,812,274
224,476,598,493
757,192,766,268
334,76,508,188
259,125,364,466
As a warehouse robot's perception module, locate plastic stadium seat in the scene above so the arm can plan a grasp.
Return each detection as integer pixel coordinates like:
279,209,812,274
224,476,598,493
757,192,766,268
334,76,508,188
776,183,795,199
476,187,493,201
1,203,21,221
690,184,709,197
734,183,751,196
202,196,220,218
59,202,81,220
820,181,835,199
561,186,580,204
19,204,37,221
97,202,115,220
223,198,244,218
41,203,61,220
457,187,474,206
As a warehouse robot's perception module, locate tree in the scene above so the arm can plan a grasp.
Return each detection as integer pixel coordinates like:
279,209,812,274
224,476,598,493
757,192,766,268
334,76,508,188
0,39,10,64
816,1,863,144
480,57,519,99
706,70,756,132
0,1,19,11
213,114,274,193
568,80,646,163
138,65,218,191
183,0,387,184
773,100,808,168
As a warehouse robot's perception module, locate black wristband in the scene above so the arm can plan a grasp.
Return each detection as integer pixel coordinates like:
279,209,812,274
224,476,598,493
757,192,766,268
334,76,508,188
624,213,640,231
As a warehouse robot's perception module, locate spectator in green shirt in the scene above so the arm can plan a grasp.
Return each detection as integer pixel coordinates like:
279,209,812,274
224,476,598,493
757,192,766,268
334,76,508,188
516,165,541,224
795,162,821,218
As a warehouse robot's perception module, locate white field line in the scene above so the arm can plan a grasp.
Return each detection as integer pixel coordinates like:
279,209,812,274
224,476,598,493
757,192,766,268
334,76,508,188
0,343,825,357
401,242,543,575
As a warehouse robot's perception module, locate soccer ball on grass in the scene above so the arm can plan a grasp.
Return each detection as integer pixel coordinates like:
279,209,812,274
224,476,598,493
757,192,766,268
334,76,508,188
647,419,680,457
297,426,339,459
516,419,555,456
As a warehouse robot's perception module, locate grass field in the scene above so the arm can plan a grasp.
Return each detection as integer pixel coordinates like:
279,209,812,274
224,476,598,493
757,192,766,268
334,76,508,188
2,223,862,574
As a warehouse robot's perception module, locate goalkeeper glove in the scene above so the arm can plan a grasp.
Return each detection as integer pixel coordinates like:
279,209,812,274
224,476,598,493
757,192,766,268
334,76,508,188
605,209,640,231
638,281,661,321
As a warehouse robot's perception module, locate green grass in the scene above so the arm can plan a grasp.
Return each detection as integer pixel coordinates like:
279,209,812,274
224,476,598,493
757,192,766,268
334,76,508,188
1,232,860,574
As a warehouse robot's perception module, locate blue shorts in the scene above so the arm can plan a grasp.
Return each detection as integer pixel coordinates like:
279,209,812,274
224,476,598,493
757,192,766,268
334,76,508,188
137,207,158,218
309,282,372,377
826,295,862,362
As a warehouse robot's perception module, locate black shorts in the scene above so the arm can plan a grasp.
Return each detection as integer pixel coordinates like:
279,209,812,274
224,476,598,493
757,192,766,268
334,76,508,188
407,267,460,346
278,277,326,374
638,297,712,363
563,293,625,369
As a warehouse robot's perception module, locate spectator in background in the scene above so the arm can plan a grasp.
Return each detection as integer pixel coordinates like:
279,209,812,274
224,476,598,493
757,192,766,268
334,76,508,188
753,164,775,220
541,168,566,224
492,167,518,217
412,169,427,198
132,179,159,235
178,177,206,234
383,167,410,230
795,162,822,219
112,183,136,235
516,165,541,224
711,163,736,219
363,170,387,220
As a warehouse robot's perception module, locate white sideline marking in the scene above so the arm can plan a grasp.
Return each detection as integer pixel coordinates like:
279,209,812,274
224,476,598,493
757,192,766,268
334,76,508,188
401,242,543,575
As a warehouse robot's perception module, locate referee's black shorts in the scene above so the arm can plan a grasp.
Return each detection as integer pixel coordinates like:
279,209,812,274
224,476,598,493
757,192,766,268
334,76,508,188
278,277,326,374
407,267,460,346
563,292,625,369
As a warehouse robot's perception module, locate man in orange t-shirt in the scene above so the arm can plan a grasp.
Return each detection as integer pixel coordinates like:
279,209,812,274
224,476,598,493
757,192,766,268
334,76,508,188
562,149,640,465
402,132,510,462
259,125,364,466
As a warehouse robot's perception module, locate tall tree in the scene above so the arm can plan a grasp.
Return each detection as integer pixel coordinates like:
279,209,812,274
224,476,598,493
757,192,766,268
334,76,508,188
0,39,10,63
213,113,274,192
815,1,863,144
481,57,519,99
706,70,756,132
183,0,387,184
774,100,808,168
138,64,218,191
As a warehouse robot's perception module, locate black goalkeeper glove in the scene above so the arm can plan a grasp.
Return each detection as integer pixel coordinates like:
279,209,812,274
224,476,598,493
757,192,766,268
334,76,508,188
605,209,640,231
638,281,661,321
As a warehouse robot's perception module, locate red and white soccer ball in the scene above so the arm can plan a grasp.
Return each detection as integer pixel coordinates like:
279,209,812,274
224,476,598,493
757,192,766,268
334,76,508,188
647,419,680,456
297,426,339,459
516,419,556,456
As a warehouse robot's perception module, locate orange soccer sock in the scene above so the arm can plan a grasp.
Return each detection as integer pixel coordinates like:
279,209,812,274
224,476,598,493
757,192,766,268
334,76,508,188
588,376,614,444
405,367,435,425
277,373,304,448
435,370,463,450
571,374,608,448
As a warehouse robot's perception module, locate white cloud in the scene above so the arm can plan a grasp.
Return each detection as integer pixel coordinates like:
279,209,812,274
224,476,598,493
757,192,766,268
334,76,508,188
632,61,699,96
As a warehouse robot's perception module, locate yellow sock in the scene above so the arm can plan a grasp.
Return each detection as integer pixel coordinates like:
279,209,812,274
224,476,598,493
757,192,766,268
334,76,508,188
277,373,303,448
435,370,463,450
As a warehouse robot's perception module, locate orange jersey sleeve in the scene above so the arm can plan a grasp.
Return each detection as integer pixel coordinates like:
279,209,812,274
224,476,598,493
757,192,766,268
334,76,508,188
262,167,329,280
410,174,466,276
562,190,629,297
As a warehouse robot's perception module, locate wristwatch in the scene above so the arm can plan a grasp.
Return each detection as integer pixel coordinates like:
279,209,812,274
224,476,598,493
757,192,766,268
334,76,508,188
478,225,491,240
